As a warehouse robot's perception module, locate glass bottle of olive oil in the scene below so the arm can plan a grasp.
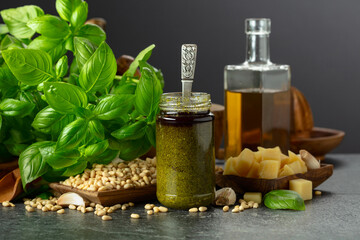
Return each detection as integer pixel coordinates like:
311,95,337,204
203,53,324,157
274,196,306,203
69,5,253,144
224,18,291,158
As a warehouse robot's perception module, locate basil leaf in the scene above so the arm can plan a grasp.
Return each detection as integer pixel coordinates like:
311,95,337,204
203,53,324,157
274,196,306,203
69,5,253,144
140,61,165,89
32,106,66,134
111,120,147,141
19,141,53,188
62,158,87,177
2,49,56,86
118,137,151,161
39,144,80,169
264,190,306,211
76,24,106,46
27,15,70,39
74,37,97,71
41,167,66,182
5,143,28,156
91,148,118,165
79,41,117,92
56,0,82,22
28,36,66,63
0,24,9,35
84,139,109,158
0,65,18,89
145,124,156,147
88,119,105,140
19,90,47,112
123,44,155,79
0,98,35,117
134,66,162,116
44,82,88,113
65,35,74,52
93,94,134,120
0,35,24,50
56,118,88,150
70,1,88,29
55,55,68,78
112,83,137,95
0,5,44,39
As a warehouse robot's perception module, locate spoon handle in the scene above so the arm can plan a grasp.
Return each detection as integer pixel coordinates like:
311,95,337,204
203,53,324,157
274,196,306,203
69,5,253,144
181,44,197,98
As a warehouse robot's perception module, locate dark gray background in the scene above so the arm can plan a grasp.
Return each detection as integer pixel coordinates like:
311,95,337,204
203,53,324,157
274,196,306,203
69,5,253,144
1,0,359,153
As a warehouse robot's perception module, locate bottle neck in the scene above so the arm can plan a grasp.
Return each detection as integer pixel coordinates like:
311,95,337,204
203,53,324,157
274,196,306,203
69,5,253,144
246,34,270,64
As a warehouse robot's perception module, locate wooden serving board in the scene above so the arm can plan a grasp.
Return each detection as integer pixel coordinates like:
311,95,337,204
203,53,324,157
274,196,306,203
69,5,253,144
49,183,157,206
216,164,333,194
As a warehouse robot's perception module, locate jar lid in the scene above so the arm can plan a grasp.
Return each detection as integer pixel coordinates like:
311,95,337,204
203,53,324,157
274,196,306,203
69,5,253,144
159,92,211,112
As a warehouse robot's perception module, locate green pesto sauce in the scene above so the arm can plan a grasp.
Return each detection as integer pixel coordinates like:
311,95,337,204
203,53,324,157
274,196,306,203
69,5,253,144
156,113,215,209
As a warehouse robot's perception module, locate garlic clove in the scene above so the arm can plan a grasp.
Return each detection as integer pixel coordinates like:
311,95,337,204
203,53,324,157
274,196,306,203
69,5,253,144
300,150,321,170
57,192,88,207
214,187,236,206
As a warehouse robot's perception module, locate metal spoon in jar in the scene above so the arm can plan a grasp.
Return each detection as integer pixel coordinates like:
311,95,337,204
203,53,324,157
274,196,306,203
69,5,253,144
181,44,197,99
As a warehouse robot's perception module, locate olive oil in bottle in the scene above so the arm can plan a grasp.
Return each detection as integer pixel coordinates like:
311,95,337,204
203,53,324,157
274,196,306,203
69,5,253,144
224,19,291,158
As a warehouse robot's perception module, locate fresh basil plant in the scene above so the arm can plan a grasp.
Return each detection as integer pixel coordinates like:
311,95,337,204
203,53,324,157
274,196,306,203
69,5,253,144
0,0,164,189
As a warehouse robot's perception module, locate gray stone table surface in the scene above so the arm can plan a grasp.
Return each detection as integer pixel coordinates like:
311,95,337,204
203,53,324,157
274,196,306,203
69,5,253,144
0,154,359,240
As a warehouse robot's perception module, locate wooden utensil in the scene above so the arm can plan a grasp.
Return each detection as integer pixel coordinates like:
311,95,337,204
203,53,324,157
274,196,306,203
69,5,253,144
0,168,23,202
291,127,345,160
50,183,156,206
216,163,333,194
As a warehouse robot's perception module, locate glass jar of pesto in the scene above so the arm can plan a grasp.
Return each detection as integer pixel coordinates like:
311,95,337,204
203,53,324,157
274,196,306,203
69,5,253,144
156,92,215,209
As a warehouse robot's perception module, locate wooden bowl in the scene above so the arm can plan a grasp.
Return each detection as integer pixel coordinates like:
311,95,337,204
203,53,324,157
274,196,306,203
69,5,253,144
49,183,156,206
216,164,333,194
291,127,345,160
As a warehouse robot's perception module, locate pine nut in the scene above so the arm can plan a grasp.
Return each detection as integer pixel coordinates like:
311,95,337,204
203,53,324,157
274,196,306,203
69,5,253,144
239,205,245,211
69,204,76,210
121,205,127,210
86,207,94,212
315,190,322,196
189,208,198,213
131,213,140,219
144,204,153,210
147,210,153,215
253,203,259,209
158,206,168,213
223,206,229,212
25,206,35,212
102,215,112,221
2,201,10,207
232,208,239,213
57,209,65,214
128,202,134,207
198,206,207,212
97,210,106,216
153,207,159,213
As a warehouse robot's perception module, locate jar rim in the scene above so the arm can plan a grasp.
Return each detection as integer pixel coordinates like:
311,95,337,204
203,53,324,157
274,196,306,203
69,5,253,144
159,92,211,112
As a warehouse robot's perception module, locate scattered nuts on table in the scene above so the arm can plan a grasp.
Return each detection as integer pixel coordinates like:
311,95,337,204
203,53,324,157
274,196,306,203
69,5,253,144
131,213,140,219
102,215,112,221
158,206,168,213
189,208,198,213
25,206,35,212
60,158,156,192
199,206,207,212
57,209,65,214
223,206,229,212
315,190,322,196
147,210,154,215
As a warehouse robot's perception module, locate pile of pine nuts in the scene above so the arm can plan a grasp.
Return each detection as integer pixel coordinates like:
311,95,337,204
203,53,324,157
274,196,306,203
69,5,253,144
2,201,15,207
22,196,136,220
23,196,63,213
223,199,259,213
60,158,156,192
144,204,168,215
